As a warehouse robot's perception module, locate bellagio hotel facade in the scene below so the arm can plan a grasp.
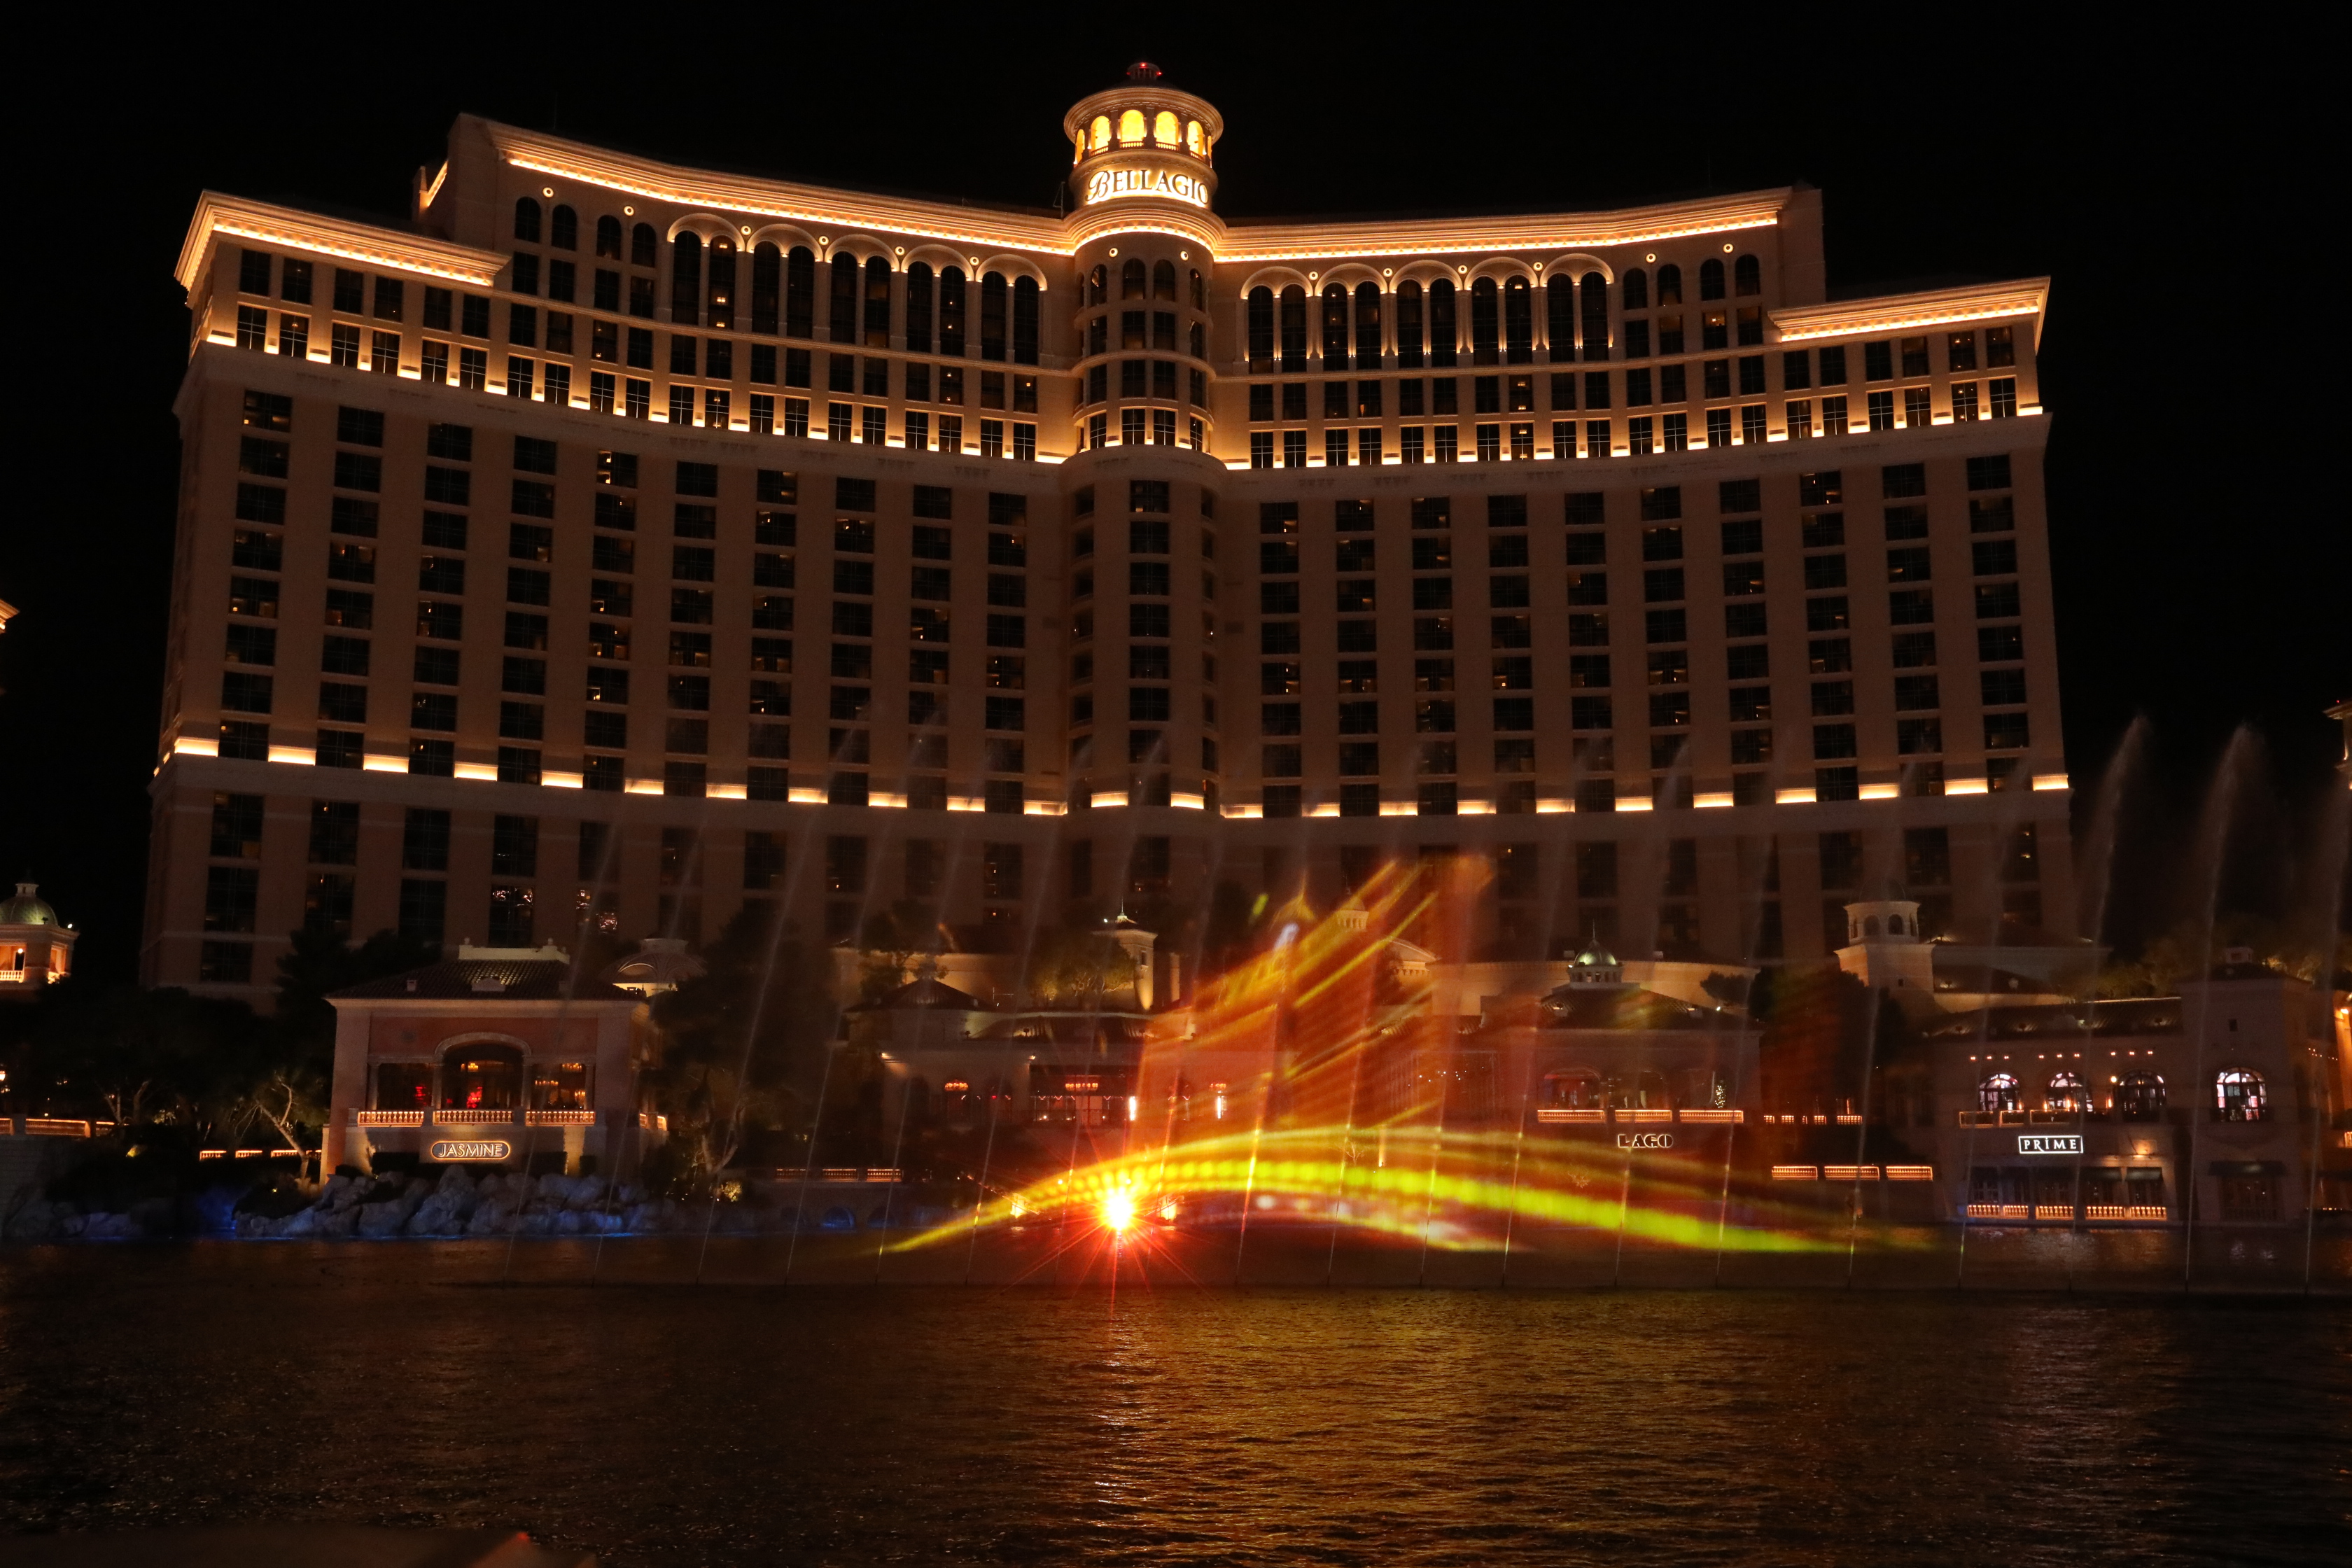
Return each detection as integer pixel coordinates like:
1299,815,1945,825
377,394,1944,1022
147,71,2072,1001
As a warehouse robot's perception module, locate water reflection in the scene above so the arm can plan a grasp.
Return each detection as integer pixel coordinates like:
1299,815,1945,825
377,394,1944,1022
1,1246,2344,1566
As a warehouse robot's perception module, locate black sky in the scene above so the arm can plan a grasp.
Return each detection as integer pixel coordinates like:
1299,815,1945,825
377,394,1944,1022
4,24,2343,983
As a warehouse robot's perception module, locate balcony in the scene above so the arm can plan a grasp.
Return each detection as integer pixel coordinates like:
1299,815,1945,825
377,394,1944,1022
1534,1107,1747,1126
524,1110,598,1126
1966,1203,2031,1219
354,1110,426,1127
434,1108,518,1126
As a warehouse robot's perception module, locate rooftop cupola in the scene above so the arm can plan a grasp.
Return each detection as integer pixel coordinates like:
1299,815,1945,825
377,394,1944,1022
1063,64,1223,223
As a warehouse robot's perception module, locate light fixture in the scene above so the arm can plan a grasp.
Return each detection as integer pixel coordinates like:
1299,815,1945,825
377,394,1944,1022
541,186,554,197
622,205,634,215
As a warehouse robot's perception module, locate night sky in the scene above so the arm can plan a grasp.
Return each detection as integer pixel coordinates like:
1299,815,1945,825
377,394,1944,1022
6,29,2342,984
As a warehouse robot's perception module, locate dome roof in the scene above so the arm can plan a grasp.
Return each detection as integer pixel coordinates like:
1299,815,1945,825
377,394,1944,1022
1572,933,1620,969
1,882,58,926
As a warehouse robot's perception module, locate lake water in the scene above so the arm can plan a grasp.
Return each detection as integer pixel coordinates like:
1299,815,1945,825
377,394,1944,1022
1,1237,2346,1565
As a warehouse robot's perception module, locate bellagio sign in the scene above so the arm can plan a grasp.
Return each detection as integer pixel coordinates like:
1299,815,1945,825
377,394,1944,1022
1085,167,1208,208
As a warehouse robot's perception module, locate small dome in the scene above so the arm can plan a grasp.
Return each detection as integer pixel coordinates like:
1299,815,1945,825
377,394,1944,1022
0,882,58,926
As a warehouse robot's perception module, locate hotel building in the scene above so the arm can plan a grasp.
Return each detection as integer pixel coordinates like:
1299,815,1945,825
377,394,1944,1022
148,69,2071,1005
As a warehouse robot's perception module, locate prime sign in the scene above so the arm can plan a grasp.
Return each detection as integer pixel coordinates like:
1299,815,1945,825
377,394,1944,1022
1084,167,1208,208
2017,1134,2084,1156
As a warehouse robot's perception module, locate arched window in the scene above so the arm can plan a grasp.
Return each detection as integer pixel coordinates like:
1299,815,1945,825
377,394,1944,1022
1154,110,1180,146
1469,277,1499,365
902,1074,933,1127
1578,272,1609,361
2045,1072,2088,1112
1545,275,1574,363
1888,914,1907,935
1153,260,1176,302
1118,108,1146,145
1322,283,1349,367
1121,258,1146,300
2118,1071,2166,1120
1428,279,1457,368
1186,120,1204,155
1246,287,1274,371
442,1042,522,1110
1699,258,1726,300
1978,1072,2021,1112
979,271,1007,360
1278,285,1308,372
1546,1068,1602,1107
631,223,657,268
785,246,816,338
939,267,967,357
671,232,702,327
1656,264,1683,304
1863,915,1882,937
1734,254,1761,296
596,215,622,260
2214,1069,2266,1121
750,243,781,335
707,237,736,330
943,1077,978,1117
1396,280,1424,368
863,255,892,347
904,262,934,352
1623,267,1648,311
513,197,541,243
1088,265,1107,307
1188,321,1205,359
550,205,578,251
1504,276,1533,364
1012,275,1040,365
1354,281,1382,368
1089,115,1112,152
828,253,858,343
1190,269,1205,310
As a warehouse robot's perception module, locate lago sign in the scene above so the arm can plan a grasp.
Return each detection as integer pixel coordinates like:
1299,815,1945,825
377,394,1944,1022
1615,1132,1675,1150
429,1139,513,1162
2017,1134,2083,1156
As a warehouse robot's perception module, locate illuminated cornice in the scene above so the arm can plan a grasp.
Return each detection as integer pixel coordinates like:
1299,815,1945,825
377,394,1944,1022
485,122,1072,258
1214,189,1794,265
482,124,1797,268
174,193,507,296
1771,279,2050,344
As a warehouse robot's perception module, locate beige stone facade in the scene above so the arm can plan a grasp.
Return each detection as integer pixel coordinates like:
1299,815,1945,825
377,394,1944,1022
147,76,2071,1004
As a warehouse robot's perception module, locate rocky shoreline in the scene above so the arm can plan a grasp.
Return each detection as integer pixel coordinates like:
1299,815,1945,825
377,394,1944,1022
6,1167,957,1241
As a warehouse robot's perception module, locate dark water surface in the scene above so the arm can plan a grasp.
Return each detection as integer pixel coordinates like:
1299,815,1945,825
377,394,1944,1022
1,1242,2346,1566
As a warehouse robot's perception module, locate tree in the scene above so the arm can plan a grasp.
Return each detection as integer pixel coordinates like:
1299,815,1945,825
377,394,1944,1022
647,903,836,1184
24,982,259,1134
855,898,944,1003
273,926,442,1054
1024,924,1134,1004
